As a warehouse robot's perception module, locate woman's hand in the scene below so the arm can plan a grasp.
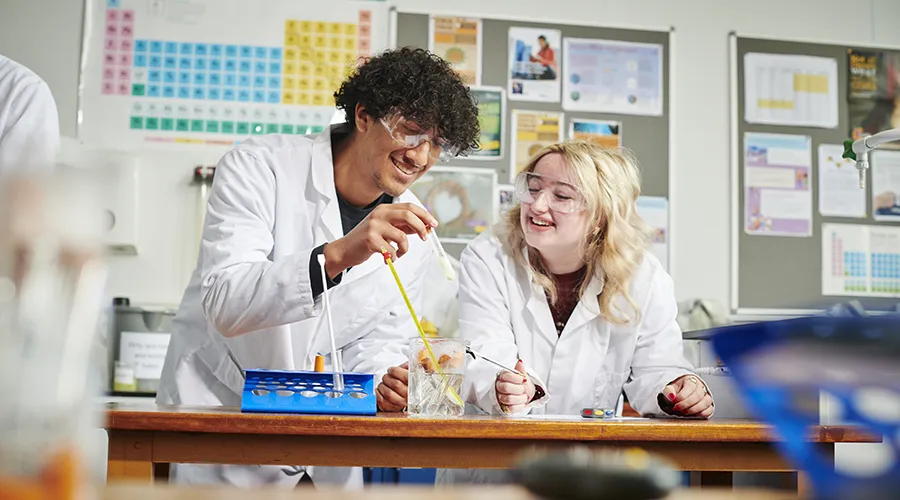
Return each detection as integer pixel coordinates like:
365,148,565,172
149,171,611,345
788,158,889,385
661,375,714,418
376,362,408,412
495,360,536,414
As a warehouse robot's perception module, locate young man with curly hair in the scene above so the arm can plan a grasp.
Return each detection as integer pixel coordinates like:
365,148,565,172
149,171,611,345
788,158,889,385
156,47,480,489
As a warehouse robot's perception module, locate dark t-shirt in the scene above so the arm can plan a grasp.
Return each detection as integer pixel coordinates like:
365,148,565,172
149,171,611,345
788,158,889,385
308,185,393,299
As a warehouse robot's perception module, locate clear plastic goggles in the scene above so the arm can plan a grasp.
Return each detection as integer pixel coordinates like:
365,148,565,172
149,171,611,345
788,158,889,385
514,171,586,214
379,113,459,163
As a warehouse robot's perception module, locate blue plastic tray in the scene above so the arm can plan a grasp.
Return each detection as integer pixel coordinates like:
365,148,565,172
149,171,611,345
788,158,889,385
710,315,900,500
240,369,376,416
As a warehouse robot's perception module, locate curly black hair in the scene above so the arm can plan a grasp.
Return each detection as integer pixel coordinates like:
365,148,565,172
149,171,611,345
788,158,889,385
334,47,481,156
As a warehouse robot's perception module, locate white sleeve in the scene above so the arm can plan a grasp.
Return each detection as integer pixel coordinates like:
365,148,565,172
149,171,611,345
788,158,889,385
622,267,711,416
199,148,321,338
0,79,60,174
458,243,518,415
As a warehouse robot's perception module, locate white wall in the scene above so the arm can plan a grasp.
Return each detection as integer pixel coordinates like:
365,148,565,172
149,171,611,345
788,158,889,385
3,0,900,308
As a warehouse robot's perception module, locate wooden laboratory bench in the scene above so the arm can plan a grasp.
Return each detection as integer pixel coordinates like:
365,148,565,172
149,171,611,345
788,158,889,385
103,402,878,492
102,483,802,500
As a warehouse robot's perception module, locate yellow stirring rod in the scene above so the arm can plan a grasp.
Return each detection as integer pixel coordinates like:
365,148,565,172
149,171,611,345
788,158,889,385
380,248,464,407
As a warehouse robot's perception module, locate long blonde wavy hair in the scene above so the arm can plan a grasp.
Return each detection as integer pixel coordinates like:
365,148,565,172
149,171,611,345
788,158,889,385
501,141,654,325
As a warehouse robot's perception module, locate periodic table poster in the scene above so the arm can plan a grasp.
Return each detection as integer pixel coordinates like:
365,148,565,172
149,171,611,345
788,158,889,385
822,223,900,298
79,0,388,151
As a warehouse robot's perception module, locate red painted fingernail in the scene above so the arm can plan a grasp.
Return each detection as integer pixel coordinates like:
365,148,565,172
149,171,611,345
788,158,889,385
667,393,676,402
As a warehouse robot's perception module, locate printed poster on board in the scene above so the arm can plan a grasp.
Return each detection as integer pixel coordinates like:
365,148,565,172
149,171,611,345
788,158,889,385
848,49,900,146
743,132,813,237
429,16,482,85
562,38,662,116
508,27,561,103
510,110,563,181
469,86,505,159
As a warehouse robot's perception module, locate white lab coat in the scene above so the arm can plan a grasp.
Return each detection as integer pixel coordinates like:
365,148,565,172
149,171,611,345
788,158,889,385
437,232,704,484
0,54,60,176
156,127,430,488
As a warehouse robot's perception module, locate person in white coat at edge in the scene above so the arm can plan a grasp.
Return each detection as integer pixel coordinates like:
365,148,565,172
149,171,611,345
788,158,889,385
0,53,60,176
426,141,714,484
156,47,481,489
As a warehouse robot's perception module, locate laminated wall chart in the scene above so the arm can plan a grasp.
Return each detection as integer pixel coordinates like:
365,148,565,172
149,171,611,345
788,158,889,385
822,224,900,297
80,0,387,150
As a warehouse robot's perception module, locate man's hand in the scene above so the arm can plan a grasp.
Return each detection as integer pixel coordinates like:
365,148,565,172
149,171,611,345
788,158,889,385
323,203,437,279
376,362,409,412
661,375,714,418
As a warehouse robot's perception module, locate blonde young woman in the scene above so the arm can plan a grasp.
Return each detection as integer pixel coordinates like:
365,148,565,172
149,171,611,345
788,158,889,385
412,141,713,484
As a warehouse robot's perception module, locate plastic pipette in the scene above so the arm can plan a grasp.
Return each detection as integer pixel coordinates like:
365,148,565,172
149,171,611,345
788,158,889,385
427,229,455,281
380,248,463,406
317,254,344,392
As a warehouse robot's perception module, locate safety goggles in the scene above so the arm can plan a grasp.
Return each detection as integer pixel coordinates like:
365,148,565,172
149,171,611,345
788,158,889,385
514,171,586,214
379,113,460,163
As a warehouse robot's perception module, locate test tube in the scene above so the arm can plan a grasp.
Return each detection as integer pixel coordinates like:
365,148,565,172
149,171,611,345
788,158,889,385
427,230,455,281
316,254,344,392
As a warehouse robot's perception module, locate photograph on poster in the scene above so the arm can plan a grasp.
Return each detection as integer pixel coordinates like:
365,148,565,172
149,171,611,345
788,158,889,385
496,184,515,222
569,118,621,149
508,27,561,102
408,166,497,243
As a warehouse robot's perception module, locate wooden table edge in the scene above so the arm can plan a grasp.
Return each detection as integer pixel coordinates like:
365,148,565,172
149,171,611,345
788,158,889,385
103,408,880,444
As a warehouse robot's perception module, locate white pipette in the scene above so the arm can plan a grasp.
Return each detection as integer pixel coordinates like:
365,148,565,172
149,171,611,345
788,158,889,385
317,254,344,392
427,229,455,281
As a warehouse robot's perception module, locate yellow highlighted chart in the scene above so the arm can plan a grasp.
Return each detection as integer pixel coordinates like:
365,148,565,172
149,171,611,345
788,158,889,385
282,12,371,106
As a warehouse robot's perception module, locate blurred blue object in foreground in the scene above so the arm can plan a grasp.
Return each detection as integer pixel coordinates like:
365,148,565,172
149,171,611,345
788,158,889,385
710,314,900,500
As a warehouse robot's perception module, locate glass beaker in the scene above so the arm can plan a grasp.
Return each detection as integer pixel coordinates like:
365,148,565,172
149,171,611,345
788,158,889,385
407,337,466,417
0,171,107,499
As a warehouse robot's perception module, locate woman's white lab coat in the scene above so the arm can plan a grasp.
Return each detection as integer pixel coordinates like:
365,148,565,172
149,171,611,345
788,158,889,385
156,127,430,488
437,232,705,484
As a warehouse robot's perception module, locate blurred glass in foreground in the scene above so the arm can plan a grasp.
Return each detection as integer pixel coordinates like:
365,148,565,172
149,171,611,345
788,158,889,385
0,167,107,499
710,314,900,500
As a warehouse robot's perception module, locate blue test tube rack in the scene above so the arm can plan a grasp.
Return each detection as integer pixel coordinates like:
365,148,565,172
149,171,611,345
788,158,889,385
240,369,376,416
